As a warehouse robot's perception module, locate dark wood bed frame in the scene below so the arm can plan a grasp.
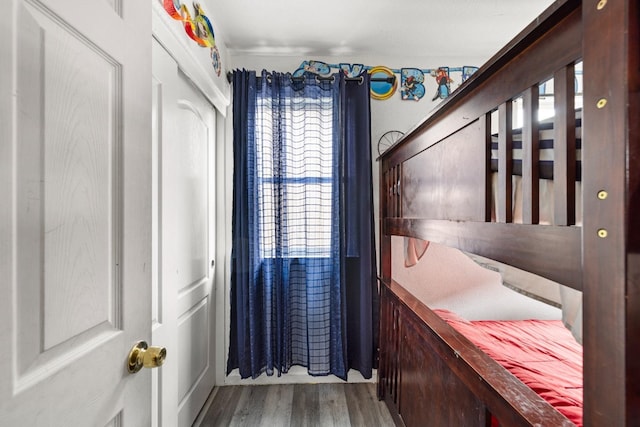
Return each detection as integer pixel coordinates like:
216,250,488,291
376,0,639,425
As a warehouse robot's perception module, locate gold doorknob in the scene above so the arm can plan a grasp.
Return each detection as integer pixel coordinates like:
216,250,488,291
127,341,167,373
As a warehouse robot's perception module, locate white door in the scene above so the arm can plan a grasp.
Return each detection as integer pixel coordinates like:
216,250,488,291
0,0,153,426
151,39,217,427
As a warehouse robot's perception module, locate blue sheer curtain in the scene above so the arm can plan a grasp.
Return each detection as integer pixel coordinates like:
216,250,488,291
340,74,377,379
227,69,376,380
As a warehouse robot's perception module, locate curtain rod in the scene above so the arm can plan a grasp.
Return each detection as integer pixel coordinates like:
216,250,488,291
226,71,395,85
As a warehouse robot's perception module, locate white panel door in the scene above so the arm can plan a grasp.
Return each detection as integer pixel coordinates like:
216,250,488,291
152,39,216,427
0,0,152,426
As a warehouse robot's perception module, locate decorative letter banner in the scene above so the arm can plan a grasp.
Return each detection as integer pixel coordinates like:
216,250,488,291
400,68,425,101
292,60,332,77
339,63,365,78
293,61,479,101
369,66,397,100
431,67,452,101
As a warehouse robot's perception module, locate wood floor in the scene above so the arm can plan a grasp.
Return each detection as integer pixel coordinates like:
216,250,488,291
196,383,395,426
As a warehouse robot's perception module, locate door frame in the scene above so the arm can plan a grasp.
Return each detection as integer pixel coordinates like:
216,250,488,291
151,2,230,423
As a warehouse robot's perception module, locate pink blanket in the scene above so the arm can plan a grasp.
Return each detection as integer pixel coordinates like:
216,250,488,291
435,309,583,426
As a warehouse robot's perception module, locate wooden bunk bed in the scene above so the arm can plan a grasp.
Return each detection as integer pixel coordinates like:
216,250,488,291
376,0,639,426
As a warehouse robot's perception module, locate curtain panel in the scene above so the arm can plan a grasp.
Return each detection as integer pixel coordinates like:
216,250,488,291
227,69,376,380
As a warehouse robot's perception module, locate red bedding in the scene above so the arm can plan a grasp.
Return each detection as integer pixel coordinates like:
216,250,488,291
434,309,583,426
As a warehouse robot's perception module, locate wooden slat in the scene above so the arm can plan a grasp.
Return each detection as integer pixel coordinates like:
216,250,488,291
522,86,540,224
390,168,396,218
498,102,513,223
385,218,582,291
379,171,391,284
379,158,391,284
396,164,402,218
482,112,492,222
388,169,393,217
388,169,391,217
553,64,576,226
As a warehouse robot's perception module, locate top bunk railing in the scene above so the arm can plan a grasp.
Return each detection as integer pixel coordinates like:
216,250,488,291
382,59,582,227
379,0,583,290
378,0,581,163
489,61,580,226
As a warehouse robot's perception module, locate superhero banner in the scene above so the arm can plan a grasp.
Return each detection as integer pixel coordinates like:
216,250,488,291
293,61,479,101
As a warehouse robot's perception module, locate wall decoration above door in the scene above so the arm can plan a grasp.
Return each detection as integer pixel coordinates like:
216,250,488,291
162,1,221,73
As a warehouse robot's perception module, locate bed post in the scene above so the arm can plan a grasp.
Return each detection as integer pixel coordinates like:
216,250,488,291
378,155,391,401
379,157,392,285
628,0,640,421
582,0,640,425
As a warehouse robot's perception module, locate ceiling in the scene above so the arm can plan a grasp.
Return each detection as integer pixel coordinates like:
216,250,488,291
212,0,555,59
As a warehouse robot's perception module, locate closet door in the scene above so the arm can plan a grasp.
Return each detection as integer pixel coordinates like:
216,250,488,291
152,38,217,427
0,0,153,425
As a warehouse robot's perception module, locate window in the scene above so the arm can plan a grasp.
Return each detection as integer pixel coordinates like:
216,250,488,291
256,91,335,259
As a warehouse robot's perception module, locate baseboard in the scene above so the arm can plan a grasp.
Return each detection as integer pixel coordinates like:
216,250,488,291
223,367,377,386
